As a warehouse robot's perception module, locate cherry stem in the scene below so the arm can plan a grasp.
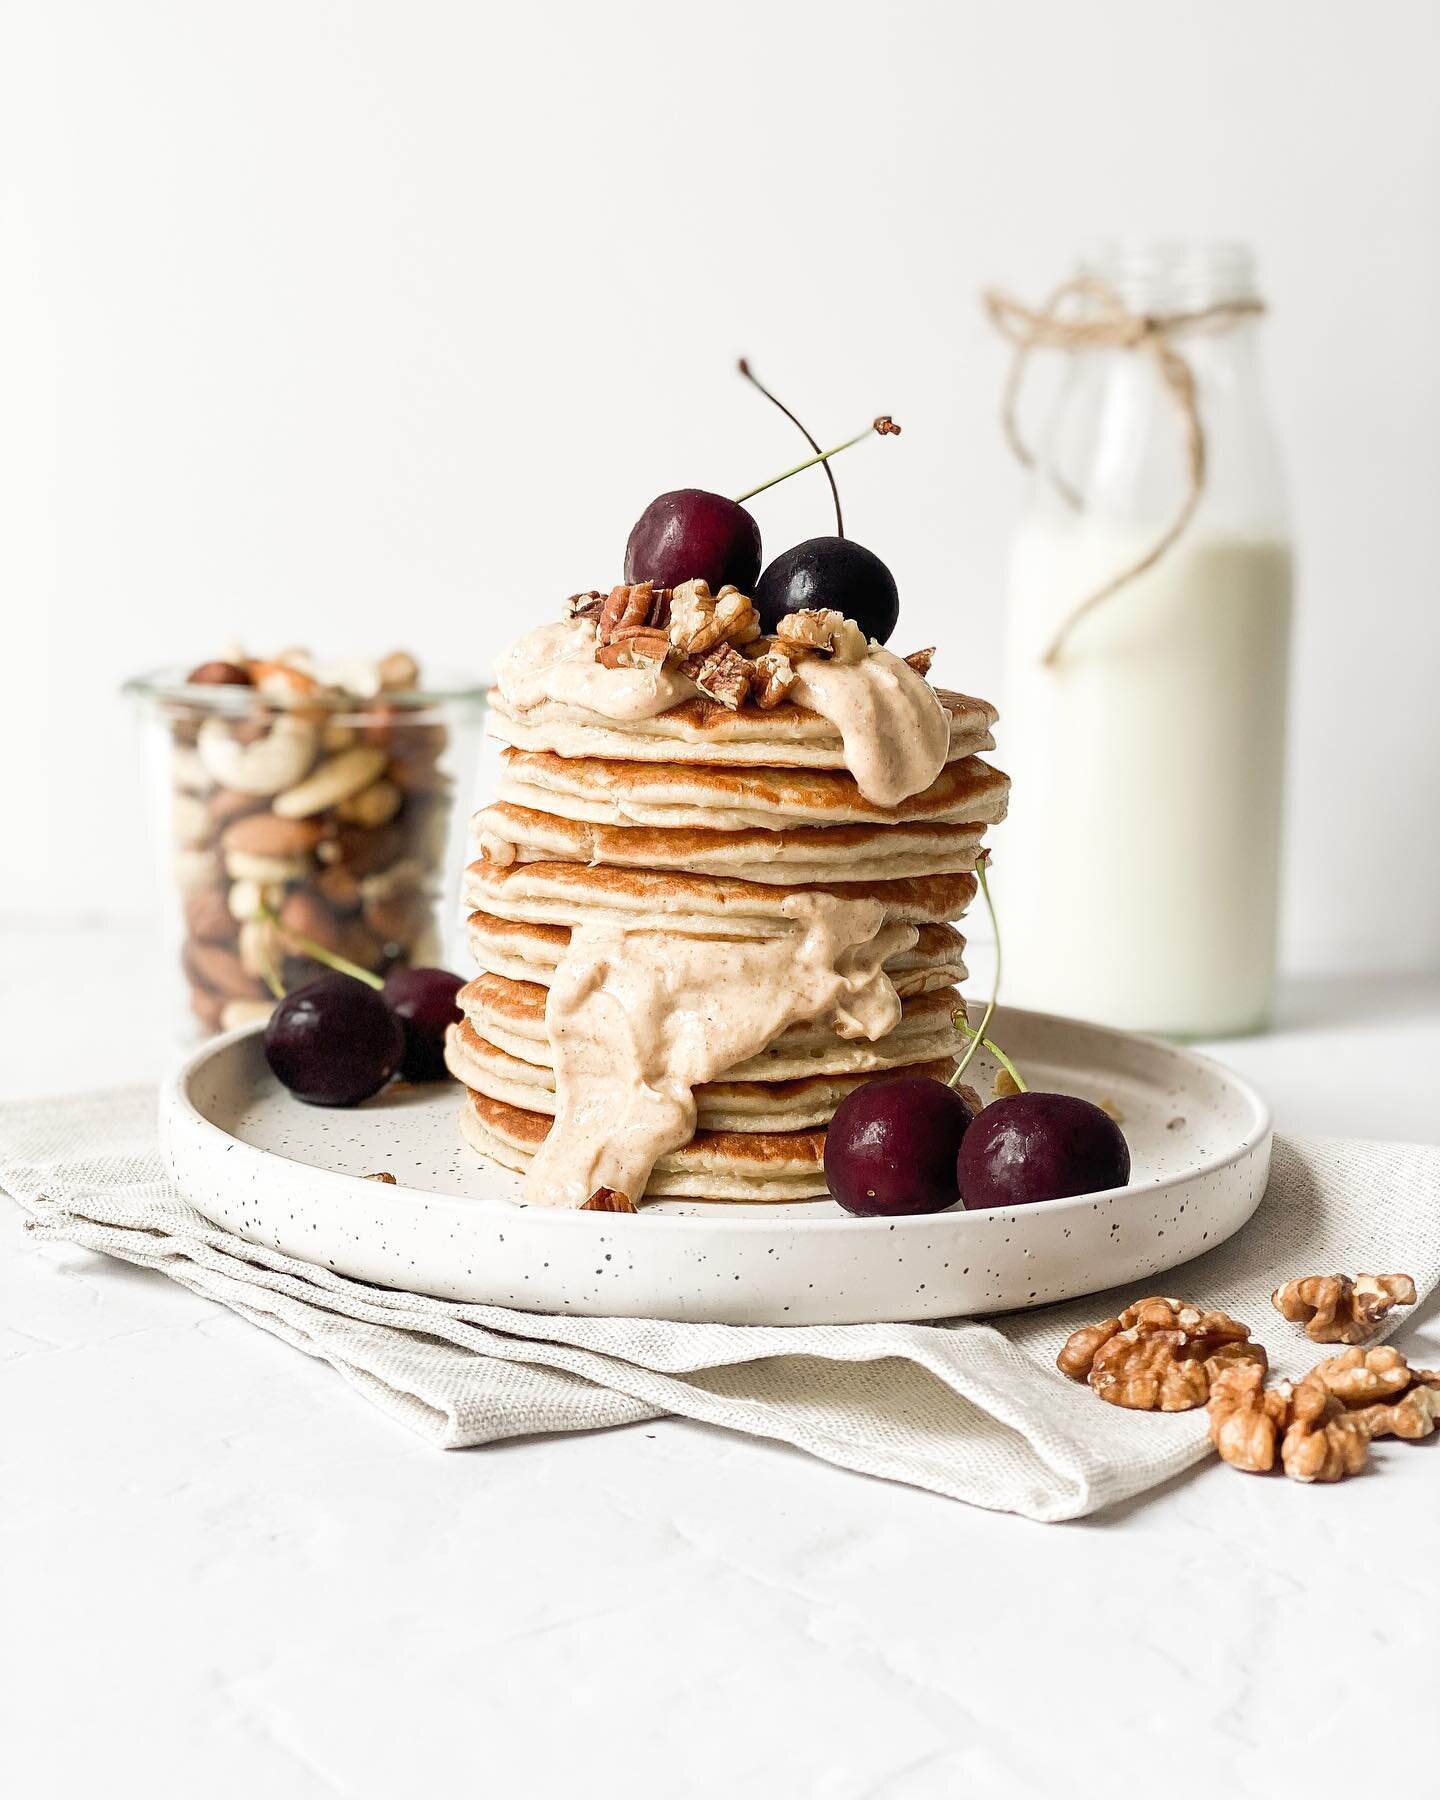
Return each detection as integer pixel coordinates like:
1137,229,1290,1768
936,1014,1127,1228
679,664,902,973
733,416,901,507
737,359,845,537
257,902,385,993
955,1022,1029,1095
950,851,1027,1092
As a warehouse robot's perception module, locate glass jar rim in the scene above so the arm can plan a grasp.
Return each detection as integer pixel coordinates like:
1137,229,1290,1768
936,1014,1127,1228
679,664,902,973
123,666,491,715
1077,238,1260,309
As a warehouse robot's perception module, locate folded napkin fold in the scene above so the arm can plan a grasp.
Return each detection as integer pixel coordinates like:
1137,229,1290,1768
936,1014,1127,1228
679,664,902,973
4,1086,1437,1521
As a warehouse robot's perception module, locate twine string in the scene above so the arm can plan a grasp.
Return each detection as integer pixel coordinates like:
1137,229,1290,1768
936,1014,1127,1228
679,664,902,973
983,277,1265,664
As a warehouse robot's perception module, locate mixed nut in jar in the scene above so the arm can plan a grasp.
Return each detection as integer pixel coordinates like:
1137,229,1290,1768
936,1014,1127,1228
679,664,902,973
125,649,486,1037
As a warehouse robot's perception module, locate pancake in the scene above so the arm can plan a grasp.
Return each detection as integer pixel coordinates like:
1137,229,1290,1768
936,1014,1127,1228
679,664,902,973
465,908,968,993
458,973,965,1081
487,684,998,773
445,1019,957,1132
459,1088,832,1202
474,801,991,885
464,858,978,936
495,747,1011,832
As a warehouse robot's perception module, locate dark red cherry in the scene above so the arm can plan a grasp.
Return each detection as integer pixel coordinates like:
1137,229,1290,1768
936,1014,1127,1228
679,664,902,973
754,536,899,644
623,489,762,592
264,973,404,1107
824,1076,974,1217
382,965,464,1081
957,1093,1131,1210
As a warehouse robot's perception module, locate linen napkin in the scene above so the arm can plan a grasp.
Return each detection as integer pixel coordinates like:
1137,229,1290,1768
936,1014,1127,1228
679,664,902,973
4,1085,1437,1522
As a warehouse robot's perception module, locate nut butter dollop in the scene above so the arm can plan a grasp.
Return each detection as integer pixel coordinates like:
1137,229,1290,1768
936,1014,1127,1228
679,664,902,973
495,622,950,806
496,619,692,723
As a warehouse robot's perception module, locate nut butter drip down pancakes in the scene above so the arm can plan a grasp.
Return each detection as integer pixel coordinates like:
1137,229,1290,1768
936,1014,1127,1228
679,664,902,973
446,587,1009,1207
528,900,913,1211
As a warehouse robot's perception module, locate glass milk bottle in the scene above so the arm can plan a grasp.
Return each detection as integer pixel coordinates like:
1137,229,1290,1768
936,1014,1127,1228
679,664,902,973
998,243,1292,1037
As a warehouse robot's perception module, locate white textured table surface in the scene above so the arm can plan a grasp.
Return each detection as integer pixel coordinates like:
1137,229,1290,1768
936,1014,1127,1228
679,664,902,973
4,925,1439,1799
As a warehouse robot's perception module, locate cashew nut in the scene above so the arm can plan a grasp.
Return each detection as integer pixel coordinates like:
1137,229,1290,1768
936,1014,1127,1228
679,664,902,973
237,917,284,980
336,778,402,828
197,715,319,797
272,746,388,819
224,849,314,884
227,878,286,922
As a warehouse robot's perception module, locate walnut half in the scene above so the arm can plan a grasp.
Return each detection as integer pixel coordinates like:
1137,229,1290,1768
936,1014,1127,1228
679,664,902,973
667,580,760,656
1057,1296,1264,1412
1271,1272,1416,1344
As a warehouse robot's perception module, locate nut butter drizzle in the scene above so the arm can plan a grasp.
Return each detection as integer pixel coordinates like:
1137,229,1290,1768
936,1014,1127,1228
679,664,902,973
525,899,917,1209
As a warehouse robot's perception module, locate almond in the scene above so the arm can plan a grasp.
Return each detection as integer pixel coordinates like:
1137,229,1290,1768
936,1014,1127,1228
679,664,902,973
185,886,237,945
184,939,269,1001
221,813,325,859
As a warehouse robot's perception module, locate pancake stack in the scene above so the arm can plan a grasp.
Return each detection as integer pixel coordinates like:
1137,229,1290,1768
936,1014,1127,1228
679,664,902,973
445,606,1009,1206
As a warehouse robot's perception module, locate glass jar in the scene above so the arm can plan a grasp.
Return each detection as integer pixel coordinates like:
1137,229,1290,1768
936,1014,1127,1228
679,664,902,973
125,667,487,1038
999,242,1292,1038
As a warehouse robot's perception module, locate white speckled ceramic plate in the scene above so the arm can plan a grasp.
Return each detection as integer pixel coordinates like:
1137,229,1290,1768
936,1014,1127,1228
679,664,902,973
160,1007,1271,1325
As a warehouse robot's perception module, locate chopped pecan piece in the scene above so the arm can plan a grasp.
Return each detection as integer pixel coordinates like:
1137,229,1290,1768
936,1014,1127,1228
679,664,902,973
363,1171,397,1184
1271,1272,1416,1344
566,590,605,621
1057,1296,1263,1412
597,581,670,646
684,642,753,710
580,1186,636,1213
903,646,936,677
751,649,799,709
1208,1362,1293,1473
596,626,671,670
775,608,869,664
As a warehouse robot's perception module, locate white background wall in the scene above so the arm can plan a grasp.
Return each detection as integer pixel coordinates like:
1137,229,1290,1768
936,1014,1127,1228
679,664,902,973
4,0,1437,974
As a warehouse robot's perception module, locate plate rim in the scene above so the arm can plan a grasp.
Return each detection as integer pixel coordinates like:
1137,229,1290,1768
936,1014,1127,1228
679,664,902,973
166,1006,1272,1238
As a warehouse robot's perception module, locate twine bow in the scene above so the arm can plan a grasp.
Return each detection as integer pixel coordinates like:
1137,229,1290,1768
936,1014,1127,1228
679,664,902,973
984,277,1265,664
